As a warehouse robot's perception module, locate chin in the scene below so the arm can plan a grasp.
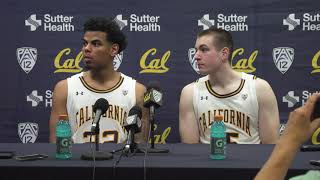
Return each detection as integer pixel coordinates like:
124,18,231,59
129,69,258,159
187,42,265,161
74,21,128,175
84,64,92,70
198,69,209,75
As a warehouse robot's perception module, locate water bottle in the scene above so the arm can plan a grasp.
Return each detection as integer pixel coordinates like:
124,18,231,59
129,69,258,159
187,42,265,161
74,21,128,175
210,115,226,160
56,114,72,159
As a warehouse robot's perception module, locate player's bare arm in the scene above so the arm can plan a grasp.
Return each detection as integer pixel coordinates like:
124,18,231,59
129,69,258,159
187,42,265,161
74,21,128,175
49,79,68,143
256,78,280,144
179,83,200,143
135,82,149,143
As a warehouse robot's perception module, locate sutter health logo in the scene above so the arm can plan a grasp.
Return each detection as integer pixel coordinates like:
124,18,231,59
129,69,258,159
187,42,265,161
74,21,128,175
198,13,248,31
25,14,75,32
139,48,170,74
282,90,320,108
283,13,320,31
114,14,160,32
26,90,52,108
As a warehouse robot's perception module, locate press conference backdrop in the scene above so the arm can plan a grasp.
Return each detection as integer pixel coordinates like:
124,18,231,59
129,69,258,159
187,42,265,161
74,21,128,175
1,0,320,144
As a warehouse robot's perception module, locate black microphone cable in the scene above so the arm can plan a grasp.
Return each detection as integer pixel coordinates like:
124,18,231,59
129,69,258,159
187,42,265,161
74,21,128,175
143,122,152,180
90,133,96,180
112,132,130,178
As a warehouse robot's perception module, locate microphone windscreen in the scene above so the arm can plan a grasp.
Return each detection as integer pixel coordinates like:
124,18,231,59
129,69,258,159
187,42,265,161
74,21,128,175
147,81,161,91
128,105,142,119
93,98,109,113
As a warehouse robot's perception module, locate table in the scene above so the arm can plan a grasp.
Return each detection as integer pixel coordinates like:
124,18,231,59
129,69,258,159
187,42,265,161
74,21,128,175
0,143,318,180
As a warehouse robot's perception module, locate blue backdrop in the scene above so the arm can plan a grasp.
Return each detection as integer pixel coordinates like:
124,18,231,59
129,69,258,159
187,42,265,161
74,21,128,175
1,0,319,144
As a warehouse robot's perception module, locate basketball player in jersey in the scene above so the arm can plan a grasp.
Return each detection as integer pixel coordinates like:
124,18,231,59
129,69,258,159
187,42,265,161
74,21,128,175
49,17,148,143
179,27,279,144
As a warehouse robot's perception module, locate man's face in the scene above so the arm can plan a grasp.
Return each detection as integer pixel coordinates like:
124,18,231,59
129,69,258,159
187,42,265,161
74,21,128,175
194,35,223,75
82,31,115,70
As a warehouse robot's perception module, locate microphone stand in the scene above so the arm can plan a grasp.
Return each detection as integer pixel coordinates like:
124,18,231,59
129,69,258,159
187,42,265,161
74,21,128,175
138,106,169,153
81,121,113,160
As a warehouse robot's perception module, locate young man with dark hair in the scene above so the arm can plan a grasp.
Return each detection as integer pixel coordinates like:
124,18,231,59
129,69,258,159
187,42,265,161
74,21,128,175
49,17,148,143
179,27,279,144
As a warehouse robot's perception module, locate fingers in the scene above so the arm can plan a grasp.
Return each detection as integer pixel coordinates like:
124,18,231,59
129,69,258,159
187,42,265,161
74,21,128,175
303,93,320,117
311,118,320,132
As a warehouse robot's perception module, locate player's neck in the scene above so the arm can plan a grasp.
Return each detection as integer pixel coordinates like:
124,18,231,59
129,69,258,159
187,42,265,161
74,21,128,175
208,66,241,88
88,67,119,83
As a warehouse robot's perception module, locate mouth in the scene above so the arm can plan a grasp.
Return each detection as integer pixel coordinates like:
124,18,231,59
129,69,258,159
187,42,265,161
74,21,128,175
84,54,93,59
83,56,93,63
197,63,204,68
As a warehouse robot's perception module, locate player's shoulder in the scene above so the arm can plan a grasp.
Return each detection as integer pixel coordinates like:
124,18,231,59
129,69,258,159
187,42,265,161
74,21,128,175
54,79,68,92
241,72,257,80
67,72,84,80
255,77,272,91
195,75,209,83
120,72,136,81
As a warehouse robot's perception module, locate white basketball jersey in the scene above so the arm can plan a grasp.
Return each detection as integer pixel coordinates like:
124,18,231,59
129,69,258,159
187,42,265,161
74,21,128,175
193,72,260,144
66,72,136,143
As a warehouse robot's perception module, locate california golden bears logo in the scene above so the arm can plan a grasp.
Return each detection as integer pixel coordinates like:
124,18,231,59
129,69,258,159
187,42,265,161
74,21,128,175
54,48,83,73
139,48,170,73
231,48,257,73
311,50,320,74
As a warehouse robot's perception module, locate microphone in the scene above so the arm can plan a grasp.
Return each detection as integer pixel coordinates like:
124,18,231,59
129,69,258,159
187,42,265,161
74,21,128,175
143,81,163,117
123,106,142,151
91,98,109,132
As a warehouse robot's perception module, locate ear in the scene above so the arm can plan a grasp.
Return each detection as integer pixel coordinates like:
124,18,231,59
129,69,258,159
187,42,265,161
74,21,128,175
109,44,120,57
220,47,230,63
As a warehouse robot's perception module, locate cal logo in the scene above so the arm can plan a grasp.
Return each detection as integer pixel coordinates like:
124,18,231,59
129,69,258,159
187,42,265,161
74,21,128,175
139,48,170,74
188,48,200,74
18,122,38,143
273,47,294,74
16,47,37,74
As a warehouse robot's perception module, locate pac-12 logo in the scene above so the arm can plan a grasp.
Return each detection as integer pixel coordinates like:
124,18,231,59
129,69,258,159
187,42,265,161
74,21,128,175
113,51,123,71
188,48,200,74
273,47,294,74
16,47,37,74
18,122,38,143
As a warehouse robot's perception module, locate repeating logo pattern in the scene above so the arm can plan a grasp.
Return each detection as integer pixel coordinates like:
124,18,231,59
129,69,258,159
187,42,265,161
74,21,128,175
198,14,214,30
273,47,294,74
188,48,200,74
25,14,42,31
283,14,300,31
16,47,38,74
114,15,128,30
27,90,43,107
282,91,299,108
18,122,38,143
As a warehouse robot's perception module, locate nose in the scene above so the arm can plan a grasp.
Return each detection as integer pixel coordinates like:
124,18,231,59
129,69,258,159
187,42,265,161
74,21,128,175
82,43,91,53
194,50,201,62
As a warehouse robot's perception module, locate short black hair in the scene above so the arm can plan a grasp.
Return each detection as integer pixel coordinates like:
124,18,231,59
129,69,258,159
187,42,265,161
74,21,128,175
197,27,234,62
83,17,127,53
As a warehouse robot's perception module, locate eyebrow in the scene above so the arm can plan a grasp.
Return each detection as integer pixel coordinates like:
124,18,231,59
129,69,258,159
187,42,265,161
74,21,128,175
195,44,208,49
82,38,102,43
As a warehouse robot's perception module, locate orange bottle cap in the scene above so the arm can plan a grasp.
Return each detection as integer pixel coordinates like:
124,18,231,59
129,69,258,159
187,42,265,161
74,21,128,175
214,115,223,121
59,114,68,120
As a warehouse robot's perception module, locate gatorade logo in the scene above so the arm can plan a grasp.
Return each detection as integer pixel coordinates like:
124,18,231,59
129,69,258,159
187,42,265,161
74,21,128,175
215,139,224,147
61,138,71,147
